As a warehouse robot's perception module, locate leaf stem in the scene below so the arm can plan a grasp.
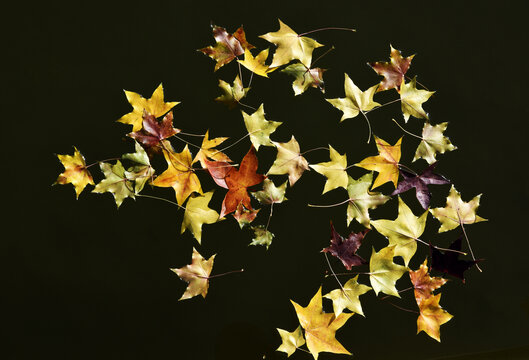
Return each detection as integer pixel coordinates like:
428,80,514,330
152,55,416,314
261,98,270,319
265,203,274,231
406,75,429,91
178,132,205,137
136,193,186,210
204,269,245,279
85,157,121,168
365,98,402,114
298,27,356,37
359,110,372,144
308,198,352,208
311,46,335,67
458,213,482,272
391,119,423,140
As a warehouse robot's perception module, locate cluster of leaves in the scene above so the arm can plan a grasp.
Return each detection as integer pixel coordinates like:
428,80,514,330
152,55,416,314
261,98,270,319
54,20,487,359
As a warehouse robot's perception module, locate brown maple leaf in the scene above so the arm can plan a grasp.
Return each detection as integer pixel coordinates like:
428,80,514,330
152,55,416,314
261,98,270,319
409,259,447,305
219,146,265,218
128,111,180,153
322,222,368,270
199,24,255,71
369,45,414,91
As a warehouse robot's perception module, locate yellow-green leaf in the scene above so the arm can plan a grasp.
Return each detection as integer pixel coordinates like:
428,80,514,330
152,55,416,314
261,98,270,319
310,145,348,194
369,245,408,297
181,192,220,244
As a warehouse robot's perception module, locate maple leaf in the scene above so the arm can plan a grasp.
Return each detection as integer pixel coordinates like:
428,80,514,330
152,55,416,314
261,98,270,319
260,19,323,68
369,245,408,297
252,178,288,205
215,75,249,109
276,326,306,357
399,77,434,122
392,162,450,210
267,136,309,186
322,222,368,269
238,48,277,78
151,146,202,205
192,130,231,168
220,146,265,218
122,140,154,194
310,145,348,194
346,172,391,228
281,63,325,95
249,225,274,249
118,84,179,132
170,247,215,300
417,293,453,342
54,146,94,198
409,259,447,305
368,45,415,91
430,185,487,232
233,202,260,228
203,159,235,189
413,122,457,164
370,197,428,266
199,24,254,71
356,136,402,189
92,161,135,208
242,104,282,150
128,111,180,152
181,192,220,244
430,236,480,282
323,276,372,317
291,286,353,359
326,74,380,122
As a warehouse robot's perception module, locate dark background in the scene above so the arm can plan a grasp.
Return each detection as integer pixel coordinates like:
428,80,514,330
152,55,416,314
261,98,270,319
5,1,529,359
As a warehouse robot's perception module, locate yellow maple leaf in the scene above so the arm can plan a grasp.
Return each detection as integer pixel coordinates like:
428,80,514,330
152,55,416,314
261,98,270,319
260,19,323,68
291,286,353,359
242,104,282,150
151,146,202,205
170,247,215,300
181,192,220,244
399,77,434,122
238,48,277,78
417,293,453,342
356,136,402,189
54,147,94,199
276,326,306,357
192,130,231,168
309,145,348,194
430,185,487,232
369,245,408,297
117,83,179,132
268,136,309,186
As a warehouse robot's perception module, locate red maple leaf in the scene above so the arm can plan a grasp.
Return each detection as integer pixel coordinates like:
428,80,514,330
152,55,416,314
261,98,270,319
219,146,265,218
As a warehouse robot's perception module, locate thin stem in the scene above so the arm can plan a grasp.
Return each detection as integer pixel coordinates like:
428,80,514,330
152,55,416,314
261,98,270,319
297,348,311,354
385,301,419,314
300,147,329,156
380,287,413,300
203,269,245,279
236,100,257,111
298,27,356,37
311,46,335,67
365,98,402,114
406,75,429,91
215,132,253,153
247,70,254,89
178,132,205,137
85,157,121,168
458,213,483,272
136,193,186,210
391,119,423,140
325,271,375,277
360,110,372,144
174,135,203,151
265,203,274,231
324,252,349,299
308,198,352,208
398,163,418,176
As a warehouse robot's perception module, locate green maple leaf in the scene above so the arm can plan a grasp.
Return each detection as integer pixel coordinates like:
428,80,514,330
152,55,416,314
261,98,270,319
276,326,306,357
181,191,221,244
323,276,372,317
250,225,274,249
369,245,408,297
370,197,428,266
242,104,282,150
310,145,348,194
413,122,457,164
122,140,154,194
92,160,135,208
326,74,380,122
346,173,391,228
252,178,288,205
399,77,434,122
281,63,325,95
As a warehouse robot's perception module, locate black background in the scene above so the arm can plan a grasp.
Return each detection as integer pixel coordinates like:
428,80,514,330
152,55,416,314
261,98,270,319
5,1,529,359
